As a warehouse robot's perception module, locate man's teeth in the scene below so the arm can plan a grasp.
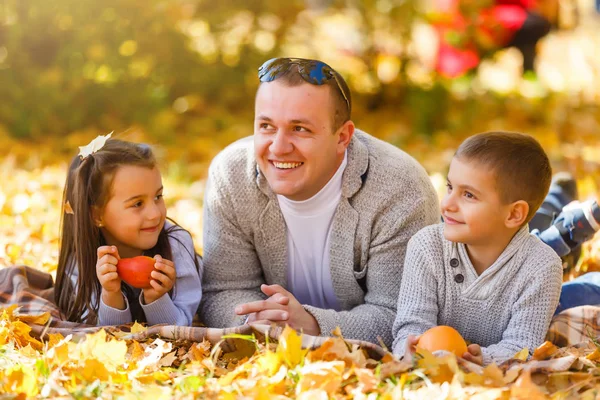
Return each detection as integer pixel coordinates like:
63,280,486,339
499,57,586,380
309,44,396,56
273,162,303,169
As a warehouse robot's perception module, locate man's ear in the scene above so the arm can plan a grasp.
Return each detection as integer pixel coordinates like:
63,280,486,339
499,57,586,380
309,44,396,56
337,120,355,150
505,200,529,229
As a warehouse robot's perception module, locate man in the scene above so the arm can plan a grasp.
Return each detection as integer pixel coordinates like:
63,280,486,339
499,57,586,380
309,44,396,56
200,58,439,347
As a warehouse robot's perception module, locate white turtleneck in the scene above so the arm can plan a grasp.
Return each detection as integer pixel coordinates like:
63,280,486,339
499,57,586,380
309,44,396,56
276,152,348,311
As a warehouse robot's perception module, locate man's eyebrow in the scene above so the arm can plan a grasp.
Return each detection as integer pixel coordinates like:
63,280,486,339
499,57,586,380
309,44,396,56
256,115,272,121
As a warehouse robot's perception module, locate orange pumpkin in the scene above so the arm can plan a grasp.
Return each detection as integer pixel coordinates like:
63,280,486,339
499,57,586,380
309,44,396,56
116,256,155,289
417,325,468,357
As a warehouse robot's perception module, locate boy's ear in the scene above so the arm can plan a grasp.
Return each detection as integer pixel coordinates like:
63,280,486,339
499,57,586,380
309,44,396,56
505,200,529,229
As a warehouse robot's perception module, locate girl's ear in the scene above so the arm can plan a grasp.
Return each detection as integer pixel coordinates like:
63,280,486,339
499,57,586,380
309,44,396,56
91,206,103,227
505,200,529,229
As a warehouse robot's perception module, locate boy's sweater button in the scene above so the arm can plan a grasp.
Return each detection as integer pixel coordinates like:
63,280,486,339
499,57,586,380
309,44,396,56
450,258,459,268
454,274,464,283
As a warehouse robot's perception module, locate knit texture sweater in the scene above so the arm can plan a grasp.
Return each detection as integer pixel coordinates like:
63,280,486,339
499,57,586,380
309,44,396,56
200,130,440,347
392,223,563,365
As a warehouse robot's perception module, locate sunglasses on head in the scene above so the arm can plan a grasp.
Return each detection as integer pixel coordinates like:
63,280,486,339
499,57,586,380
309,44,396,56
258,57,350,112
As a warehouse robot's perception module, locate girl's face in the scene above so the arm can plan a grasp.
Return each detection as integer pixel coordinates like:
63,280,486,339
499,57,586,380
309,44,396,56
98,165,166,258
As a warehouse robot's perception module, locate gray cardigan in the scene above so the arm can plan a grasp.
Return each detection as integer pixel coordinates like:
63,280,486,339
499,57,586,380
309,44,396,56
392,223,563,365
200,130,439,347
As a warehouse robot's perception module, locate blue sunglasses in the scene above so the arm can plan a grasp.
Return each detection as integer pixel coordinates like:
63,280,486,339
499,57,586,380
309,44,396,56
258,57,350,111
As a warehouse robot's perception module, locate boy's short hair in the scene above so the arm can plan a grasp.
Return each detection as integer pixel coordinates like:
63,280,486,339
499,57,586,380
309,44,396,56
455,131,552,223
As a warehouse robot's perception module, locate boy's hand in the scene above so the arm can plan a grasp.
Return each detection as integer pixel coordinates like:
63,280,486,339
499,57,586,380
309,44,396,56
402,335,420,362
142,255,176,304
96,246,121,293
462,344,483,365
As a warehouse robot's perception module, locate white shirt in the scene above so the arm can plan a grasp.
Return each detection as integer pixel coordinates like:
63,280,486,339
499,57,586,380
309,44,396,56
277,152,347,311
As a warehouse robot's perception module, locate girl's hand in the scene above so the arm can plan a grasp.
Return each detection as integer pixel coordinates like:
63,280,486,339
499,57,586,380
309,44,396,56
96,245,121,293
142,255,176,304
463,344,483,366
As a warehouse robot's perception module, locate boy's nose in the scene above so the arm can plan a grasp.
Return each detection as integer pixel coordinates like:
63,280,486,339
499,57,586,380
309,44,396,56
441,194,457,212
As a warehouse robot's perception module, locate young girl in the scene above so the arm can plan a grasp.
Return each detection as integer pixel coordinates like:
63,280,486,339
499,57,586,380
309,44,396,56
54,135,202,326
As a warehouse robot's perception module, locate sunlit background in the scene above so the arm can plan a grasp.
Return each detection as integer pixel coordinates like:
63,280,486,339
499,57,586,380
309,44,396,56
1,0,600,276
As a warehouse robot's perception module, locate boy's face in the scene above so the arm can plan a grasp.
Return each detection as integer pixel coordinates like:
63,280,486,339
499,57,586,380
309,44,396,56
441,157,513,245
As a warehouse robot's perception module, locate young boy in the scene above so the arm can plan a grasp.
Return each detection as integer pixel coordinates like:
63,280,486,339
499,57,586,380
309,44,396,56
392,131,563,366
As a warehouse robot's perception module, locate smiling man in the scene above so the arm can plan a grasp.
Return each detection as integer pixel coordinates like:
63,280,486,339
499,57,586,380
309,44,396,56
200,58,439,347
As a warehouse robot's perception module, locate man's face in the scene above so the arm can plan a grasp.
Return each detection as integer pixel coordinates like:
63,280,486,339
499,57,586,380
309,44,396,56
254,80,351,201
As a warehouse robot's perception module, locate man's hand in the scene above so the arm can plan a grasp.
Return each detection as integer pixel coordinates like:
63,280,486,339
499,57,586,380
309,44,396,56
462,344,483,365
235,284,321,336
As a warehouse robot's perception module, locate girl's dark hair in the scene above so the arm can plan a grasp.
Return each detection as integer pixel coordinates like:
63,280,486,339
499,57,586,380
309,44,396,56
55,138,201,324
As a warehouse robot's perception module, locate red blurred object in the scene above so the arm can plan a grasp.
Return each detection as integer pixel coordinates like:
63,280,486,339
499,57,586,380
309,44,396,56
433,0,537,77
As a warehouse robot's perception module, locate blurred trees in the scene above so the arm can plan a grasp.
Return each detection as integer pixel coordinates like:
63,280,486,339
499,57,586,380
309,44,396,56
0,0,599,175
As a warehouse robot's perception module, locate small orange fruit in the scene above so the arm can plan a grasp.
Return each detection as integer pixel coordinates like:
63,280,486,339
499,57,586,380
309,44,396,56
116,256,155,289
417,325,468,357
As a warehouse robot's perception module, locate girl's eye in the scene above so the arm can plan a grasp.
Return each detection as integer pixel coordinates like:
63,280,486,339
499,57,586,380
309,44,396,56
464,192,475,199
155,194,163,201
446,183,452,191
133,201,143,208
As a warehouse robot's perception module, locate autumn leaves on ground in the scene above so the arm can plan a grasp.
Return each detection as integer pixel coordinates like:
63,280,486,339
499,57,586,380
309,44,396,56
2,156,600,399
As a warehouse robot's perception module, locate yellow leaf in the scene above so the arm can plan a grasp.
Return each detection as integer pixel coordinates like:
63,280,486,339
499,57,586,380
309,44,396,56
513,348,530,361
131,321,147,334
277,326,308,368
586,348,600,361
256,350,282,376
2,366,38,397
81,358,110,381
511,370,546,399
11,320,43,350
129,340,145,362
297,361,345,394
47,333,65,349
533,341,559,361
18,312,50,325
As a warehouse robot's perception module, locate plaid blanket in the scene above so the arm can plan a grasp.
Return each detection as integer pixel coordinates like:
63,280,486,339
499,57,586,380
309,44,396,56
546,305,600,347
0,266,387,360
3,265,600,366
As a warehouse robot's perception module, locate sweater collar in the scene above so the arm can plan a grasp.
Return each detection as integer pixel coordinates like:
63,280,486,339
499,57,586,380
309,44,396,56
453,224,531,280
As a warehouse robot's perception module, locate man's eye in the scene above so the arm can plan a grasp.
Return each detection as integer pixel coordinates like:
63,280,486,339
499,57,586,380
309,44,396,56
260,123,271,129
293,126,308,132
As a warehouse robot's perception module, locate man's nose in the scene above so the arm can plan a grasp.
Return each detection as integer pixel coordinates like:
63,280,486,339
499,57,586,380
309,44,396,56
269,130,293,155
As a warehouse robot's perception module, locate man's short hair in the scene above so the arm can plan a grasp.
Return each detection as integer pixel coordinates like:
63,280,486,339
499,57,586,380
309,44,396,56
260,64,352,131
455,131,552,223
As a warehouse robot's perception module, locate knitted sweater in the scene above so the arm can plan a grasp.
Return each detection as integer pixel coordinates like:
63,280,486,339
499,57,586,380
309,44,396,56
392,223,562,365
200,130,440,347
